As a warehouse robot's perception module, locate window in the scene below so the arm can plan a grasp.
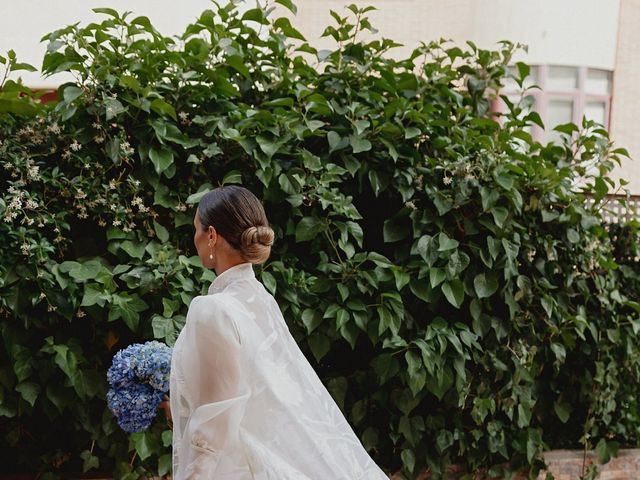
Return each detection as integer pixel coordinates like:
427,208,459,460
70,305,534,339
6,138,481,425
496,65,613,143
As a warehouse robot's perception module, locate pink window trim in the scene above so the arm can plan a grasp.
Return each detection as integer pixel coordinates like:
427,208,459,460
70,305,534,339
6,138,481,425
493,65,613,142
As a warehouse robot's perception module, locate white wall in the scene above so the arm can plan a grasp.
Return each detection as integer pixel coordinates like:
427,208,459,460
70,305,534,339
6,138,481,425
278,0,620,69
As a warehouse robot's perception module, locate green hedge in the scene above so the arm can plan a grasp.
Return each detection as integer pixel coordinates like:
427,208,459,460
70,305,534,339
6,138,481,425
1,3,639,478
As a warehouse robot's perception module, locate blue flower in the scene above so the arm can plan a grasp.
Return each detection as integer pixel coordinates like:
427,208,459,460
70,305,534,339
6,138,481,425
106,341,172,433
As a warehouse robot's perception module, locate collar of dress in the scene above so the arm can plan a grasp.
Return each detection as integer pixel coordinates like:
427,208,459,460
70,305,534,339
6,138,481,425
207,262,255,295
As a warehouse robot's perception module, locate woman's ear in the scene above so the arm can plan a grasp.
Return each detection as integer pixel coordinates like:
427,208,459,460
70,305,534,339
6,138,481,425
208,225,217,244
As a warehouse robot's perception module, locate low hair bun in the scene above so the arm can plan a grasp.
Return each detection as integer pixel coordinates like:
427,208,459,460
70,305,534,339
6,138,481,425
240,225,274,264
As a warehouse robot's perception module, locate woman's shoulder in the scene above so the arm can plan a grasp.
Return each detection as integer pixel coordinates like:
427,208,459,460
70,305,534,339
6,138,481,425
187,293,240,327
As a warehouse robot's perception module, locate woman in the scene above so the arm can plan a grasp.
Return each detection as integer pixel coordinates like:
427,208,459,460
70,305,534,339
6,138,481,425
169,185,389,479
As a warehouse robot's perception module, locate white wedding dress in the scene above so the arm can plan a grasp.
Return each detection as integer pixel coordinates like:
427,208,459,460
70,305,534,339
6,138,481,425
169,262,389,479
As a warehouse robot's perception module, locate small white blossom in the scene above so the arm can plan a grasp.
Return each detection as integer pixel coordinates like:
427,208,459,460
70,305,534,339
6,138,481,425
404,201,417,210
443,175,453,185
70,140,82,151
39,292,47,299
9,198,23,210
21,243,31,255
120,141,134,155
77,310,86,318
27,165,40,180
178,111,189,121
76,189,87,199
108,180,117,190
48,123,61,134
94,135,105,144
112,219,122,226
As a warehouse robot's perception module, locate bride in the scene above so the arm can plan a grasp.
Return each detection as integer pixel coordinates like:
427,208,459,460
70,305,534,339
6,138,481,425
168,185,389,479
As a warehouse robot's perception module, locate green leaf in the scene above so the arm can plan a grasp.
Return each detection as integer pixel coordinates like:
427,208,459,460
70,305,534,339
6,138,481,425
222,170,243,185
429,268,446,288
63,85,83,103
16,382,40,407
131,432,154,461
473,273,499,298
308,334,330,362
92,7,120,18
275,0,297,13
426,365,454,400
442,280,464,308
437,233,459,251
401,448,416,473
242,8,268,24
261,271,276,294
436,430,454,453
295,217,324,242
490,206,509,228
150,98,178,121
104,97,126,120
80,450,100,473
383,219,409,243
153,220,170,243
302,309,323,334
149,148,174,175
120,240,146,259
404,127,421,139
554,400,571,423
349,134,372,153
594,177,608,202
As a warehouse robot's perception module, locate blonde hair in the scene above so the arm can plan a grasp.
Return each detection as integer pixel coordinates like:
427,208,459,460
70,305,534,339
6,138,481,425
198,185,274,264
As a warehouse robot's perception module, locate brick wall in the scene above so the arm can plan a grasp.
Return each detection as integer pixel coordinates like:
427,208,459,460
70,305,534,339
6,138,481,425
390,449,640,479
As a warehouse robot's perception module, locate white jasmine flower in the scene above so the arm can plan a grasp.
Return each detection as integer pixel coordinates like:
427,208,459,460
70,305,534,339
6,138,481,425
70,140,82,151
443,175,453,185
27,165,40,180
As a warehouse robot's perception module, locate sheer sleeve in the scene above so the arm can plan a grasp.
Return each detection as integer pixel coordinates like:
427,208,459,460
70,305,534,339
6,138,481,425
178,294,251,479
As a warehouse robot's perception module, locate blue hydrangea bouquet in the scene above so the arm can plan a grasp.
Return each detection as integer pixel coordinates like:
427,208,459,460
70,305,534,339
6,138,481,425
106,340,172,432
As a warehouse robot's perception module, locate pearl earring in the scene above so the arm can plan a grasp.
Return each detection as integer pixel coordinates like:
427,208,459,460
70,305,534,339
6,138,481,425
208,242,213,260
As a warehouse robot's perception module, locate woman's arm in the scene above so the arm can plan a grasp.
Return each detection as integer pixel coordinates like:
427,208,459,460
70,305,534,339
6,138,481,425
178,295,250,479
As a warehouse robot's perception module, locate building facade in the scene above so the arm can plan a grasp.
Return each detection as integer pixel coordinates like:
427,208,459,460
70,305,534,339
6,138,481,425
2,0,638,193
280,0,639,195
